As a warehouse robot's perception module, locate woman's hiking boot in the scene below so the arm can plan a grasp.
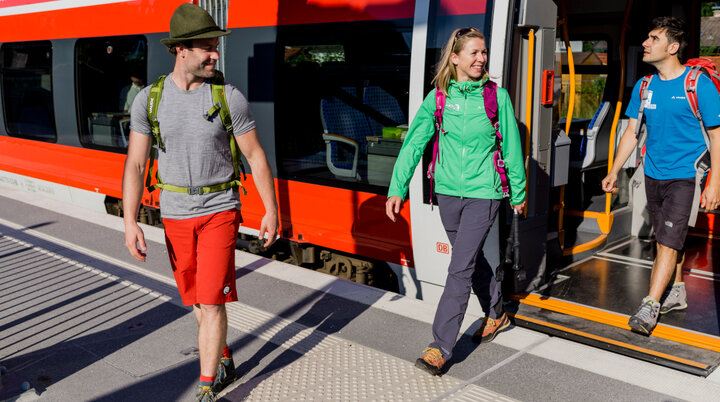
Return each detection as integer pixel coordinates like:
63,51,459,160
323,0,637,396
660,282,687,314
472,313,511,343
415,347,445,376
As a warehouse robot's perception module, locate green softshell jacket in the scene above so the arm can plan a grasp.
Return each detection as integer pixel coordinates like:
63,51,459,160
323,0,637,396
388,78,527,205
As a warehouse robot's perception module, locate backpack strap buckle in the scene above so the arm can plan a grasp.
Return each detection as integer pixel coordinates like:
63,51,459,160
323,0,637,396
204,102,222,120
187,186,204,195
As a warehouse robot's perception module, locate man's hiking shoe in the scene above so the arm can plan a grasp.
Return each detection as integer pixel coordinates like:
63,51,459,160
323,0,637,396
628,296,660,335
415,347,445,376
660,282,687,314
195,385,217,402
213,356,237,392
472,313,511,343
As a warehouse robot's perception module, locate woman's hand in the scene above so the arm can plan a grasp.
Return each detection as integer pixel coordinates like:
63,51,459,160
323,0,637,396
511,200,526,215
386,196,403,222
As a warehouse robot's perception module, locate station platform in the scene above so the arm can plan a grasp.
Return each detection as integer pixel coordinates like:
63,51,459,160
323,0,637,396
2,186,720,401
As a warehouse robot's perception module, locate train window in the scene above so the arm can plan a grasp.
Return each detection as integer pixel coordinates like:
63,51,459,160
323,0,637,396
0,41,57,142
701,2,720,60
274,20,412,194
556,39,608,121
421,0,494,204
75,36,147,152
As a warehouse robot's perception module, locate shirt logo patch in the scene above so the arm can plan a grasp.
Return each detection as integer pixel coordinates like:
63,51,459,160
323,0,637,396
446,103,460,112
223,286,231,295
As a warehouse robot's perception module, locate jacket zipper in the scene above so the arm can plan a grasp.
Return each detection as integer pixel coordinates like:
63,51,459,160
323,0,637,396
461,84,468,199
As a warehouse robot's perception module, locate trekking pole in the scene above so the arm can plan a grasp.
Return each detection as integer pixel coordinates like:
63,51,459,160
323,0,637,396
497,210,515,283
512,209,526,281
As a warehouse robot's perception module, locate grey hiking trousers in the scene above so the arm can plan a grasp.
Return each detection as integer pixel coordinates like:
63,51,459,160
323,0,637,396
429,195,502,360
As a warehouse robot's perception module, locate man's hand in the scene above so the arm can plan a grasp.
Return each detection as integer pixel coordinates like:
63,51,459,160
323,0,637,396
124,222,147,262
386,196,403,222
601,172,618,193
701,183,720,211
259,211,279,247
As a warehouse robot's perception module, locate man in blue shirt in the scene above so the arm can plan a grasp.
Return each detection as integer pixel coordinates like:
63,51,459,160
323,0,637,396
602,17,720,335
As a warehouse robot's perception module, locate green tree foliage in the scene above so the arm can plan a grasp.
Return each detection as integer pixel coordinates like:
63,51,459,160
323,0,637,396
703,2,720,17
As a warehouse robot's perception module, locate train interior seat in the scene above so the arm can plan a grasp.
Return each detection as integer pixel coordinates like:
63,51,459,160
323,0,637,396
363,86,407,136
567,101,613,170
320,87,371,180
318,86,405,182
88,113,130,147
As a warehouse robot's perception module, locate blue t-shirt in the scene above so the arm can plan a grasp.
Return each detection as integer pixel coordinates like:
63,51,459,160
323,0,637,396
625,67,720,179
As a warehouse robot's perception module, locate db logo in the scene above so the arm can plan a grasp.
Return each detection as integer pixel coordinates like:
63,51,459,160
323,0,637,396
436,242,449,254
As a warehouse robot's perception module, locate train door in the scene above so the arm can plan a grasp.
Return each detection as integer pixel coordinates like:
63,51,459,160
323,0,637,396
508,0,720,376
405,0,516,305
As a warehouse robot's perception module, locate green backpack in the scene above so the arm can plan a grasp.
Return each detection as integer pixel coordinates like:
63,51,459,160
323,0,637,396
145,71,246,196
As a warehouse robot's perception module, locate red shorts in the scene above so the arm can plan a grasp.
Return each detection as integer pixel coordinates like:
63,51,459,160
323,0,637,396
163,209,242,306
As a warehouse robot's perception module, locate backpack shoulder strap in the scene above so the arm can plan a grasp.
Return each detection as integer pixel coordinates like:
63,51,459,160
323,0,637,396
685,65,703,120
426,86,446,206
684,66,713,148
145,75,166,193
207,71,234,134
207,71,247,194
634,75,653,138
482,80,510,198
482,80,499,128
147,75,166,149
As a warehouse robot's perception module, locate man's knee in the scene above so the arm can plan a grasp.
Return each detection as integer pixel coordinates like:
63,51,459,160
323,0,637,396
198,303,225,316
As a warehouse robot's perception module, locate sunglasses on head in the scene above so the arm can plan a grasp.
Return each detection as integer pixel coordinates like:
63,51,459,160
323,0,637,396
454,27,480,41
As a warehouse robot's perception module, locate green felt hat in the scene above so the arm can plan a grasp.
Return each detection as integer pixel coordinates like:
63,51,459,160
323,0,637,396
160,3,230,47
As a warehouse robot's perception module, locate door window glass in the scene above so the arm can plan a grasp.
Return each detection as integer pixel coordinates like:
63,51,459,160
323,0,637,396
76,36,147,151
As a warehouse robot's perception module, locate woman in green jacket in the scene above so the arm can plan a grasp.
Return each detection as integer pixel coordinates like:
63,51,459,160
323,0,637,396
386,27,526,376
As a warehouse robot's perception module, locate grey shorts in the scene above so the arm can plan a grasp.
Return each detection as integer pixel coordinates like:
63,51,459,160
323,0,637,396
645,175,696,250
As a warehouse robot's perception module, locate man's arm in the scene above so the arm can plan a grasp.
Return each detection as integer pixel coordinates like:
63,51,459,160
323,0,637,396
602,118,639,193
122,130,152,261
235,129,279,247
702,126,720,211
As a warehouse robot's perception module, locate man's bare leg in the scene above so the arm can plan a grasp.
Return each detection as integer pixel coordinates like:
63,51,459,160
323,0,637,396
194,304,227,378
674,250,685,283
648,243,679,301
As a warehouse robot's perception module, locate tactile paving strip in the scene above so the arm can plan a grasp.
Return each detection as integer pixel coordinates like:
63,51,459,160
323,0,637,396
224,299,517,401
0,229,516,401
0,233,170,361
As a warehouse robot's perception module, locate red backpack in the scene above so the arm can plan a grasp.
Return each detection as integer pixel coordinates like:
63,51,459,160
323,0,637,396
634,57,720,225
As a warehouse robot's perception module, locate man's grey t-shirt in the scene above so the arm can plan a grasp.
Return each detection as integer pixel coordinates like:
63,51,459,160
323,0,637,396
130,74,255,219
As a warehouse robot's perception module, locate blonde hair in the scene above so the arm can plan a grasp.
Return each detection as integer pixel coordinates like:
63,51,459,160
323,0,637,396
432,27,487,96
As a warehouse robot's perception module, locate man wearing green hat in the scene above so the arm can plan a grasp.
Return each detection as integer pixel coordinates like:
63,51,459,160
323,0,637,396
122,4,279,401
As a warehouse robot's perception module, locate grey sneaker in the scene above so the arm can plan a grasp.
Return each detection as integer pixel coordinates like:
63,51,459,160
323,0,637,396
628,296,660,335
212,355,237,392
660,282,687,314
195,385,216,402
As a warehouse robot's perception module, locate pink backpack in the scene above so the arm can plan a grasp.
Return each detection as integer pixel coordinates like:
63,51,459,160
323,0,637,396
426,81,510,203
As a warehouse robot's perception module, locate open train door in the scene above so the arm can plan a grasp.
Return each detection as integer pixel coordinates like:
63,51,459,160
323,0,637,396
506,0,720,376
